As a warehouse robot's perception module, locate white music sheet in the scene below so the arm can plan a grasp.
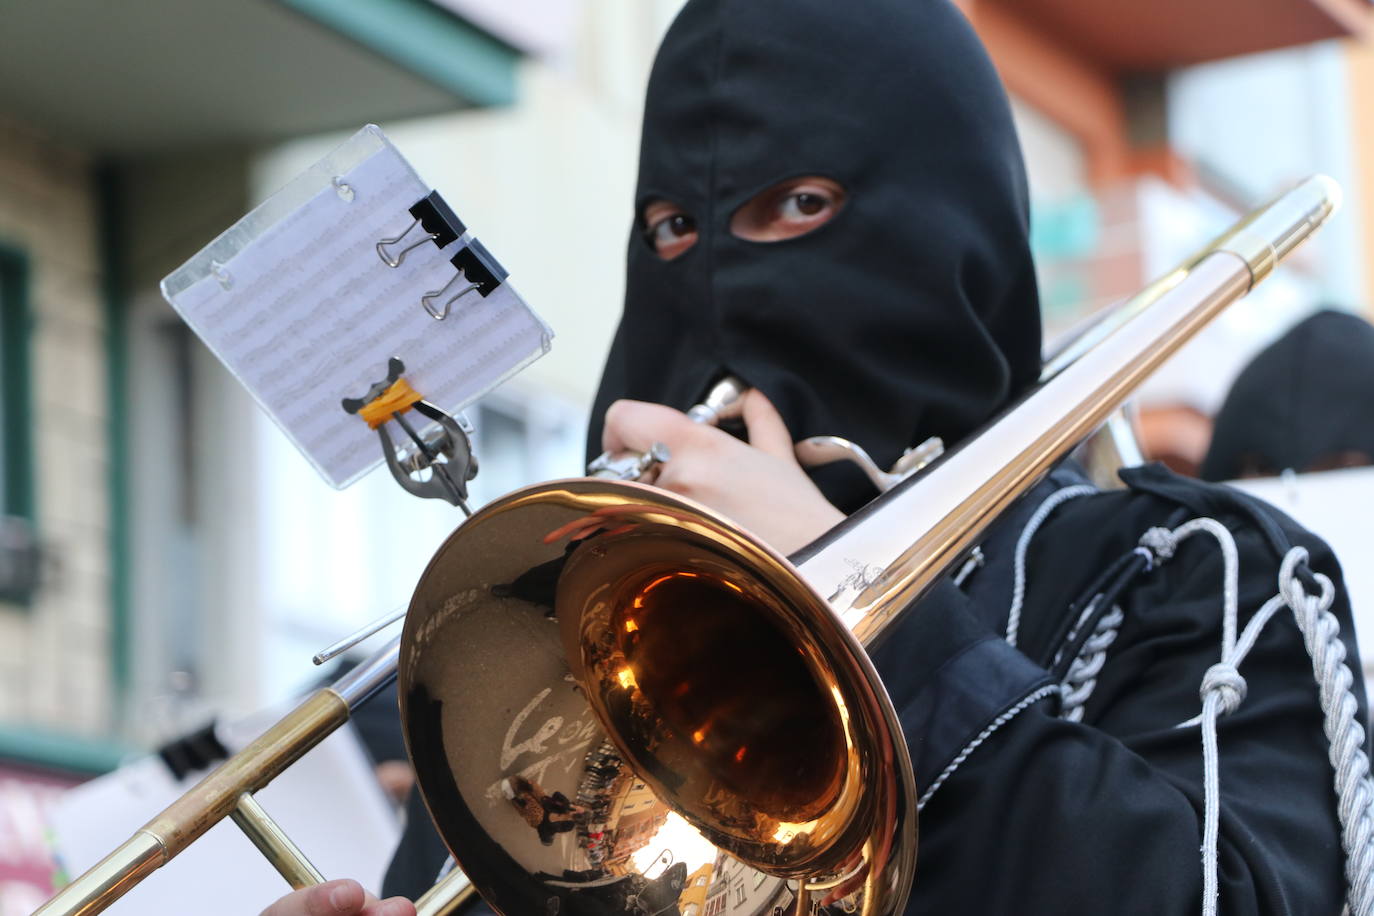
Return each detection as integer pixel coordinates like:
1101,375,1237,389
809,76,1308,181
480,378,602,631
163,127,552,488
1229,466,1374,677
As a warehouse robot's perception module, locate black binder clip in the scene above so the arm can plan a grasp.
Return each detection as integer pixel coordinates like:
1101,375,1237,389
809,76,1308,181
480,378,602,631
375,191,467,268
342,357,478,513
420,239,509,320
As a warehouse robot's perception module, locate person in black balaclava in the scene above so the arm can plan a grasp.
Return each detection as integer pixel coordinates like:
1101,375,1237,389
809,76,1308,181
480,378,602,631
264,2,1365,915
1202,308,1374,482
588,0,1040,519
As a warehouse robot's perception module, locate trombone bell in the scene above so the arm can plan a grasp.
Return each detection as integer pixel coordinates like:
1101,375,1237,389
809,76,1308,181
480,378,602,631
400,479,915,915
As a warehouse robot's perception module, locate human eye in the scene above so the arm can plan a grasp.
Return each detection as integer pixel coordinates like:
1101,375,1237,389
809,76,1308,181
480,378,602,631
641,200,698,260
776,188,835,223
730,176,847,242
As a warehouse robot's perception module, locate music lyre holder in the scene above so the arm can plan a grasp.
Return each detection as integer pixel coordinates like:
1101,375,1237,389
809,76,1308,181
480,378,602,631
342,357,478,513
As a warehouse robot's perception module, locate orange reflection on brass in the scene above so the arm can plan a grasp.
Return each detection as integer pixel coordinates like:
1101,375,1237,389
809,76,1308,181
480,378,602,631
772,822,809,845
544,481,902,886
609,569,846,824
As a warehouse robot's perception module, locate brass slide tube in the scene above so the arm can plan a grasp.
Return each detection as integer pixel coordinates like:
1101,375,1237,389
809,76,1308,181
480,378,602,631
793,176,1340,643
35,636,476,915
37,689,350,916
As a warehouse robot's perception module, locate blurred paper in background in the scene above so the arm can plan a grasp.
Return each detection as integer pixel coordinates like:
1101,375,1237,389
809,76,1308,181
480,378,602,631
46,714,399,915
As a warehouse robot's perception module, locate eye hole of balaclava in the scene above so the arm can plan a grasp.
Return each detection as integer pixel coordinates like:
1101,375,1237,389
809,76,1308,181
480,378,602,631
640,199,699,261
729,175,847,243
640,176,848,261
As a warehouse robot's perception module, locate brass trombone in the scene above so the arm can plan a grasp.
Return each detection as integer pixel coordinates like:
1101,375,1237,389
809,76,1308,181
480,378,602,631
36,175,1340,916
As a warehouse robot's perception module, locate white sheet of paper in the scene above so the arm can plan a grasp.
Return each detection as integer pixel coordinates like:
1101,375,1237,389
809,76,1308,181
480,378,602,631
163,127,552,487
1228,467,1374,675
47,713,401,913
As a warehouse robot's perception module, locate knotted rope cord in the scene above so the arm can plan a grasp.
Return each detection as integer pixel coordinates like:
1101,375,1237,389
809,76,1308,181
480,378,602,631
1006,485,1097,647
1138,522,1374,916
1058,598,1126,722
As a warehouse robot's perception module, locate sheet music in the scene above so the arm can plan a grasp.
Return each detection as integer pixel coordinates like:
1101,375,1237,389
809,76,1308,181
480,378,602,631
166,132,552,488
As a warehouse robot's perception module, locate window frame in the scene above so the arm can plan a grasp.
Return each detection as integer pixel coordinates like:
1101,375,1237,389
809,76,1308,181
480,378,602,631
0,243,34,524
0,242,36,608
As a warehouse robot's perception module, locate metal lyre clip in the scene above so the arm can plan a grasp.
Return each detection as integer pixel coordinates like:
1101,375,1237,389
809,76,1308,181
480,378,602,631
342,357,478,512
375,191,466,268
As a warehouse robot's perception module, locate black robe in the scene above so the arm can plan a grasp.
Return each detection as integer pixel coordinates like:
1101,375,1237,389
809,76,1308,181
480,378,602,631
872,463,1359,914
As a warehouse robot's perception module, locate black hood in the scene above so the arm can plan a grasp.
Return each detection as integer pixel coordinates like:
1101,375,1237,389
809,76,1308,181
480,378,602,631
588,0,1042,511
1201,308,1374,481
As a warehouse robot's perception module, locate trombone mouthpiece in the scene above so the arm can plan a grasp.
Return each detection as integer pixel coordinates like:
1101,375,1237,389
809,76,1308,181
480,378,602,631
1216,174,1342,288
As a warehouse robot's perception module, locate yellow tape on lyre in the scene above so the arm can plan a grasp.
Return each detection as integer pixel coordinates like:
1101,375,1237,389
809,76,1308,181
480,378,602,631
357,377,424,429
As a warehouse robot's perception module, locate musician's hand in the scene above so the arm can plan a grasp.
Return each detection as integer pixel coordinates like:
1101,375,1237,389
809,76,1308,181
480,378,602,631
601,389,844,554
259,879,414,916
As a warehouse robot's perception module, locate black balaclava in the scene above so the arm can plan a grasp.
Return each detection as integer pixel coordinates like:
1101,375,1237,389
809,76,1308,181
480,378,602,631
588,0,1042,512
1201,308,1374,481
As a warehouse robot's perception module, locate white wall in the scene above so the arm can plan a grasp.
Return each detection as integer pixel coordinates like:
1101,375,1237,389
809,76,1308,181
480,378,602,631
1168,41,1367,309
1010,96,1089,202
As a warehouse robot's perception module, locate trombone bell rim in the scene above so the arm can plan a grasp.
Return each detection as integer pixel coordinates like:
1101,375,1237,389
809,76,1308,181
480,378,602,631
399,477,916,915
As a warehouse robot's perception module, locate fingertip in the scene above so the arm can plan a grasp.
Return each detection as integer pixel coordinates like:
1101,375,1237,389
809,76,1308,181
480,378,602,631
601,398,630,450
325,880,365,913
601,399,687,453
743,387,773,408
373,898,417,916
741,388,794,459
740,387,772,421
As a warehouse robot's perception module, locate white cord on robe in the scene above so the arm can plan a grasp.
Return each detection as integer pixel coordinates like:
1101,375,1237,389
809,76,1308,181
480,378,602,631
917,683,1060,811
1006,485,1096,647
1058,599,1125,722
952,545,985,588
1138,521,1374,916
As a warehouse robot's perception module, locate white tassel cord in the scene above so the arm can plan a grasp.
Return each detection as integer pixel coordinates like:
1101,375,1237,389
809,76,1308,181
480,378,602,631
1006,485,1097,647
1139,521,1374,916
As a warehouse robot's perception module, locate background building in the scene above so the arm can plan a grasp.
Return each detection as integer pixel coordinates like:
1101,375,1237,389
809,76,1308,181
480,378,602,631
959,0,1373,471
1,0,1371,909
0,0,536,905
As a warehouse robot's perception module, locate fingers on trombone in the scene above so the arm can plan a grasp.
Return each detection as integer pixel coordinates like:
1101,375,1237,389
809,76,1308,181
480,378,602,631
258,880,415,916
740,388,794,460
601,399,694,454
